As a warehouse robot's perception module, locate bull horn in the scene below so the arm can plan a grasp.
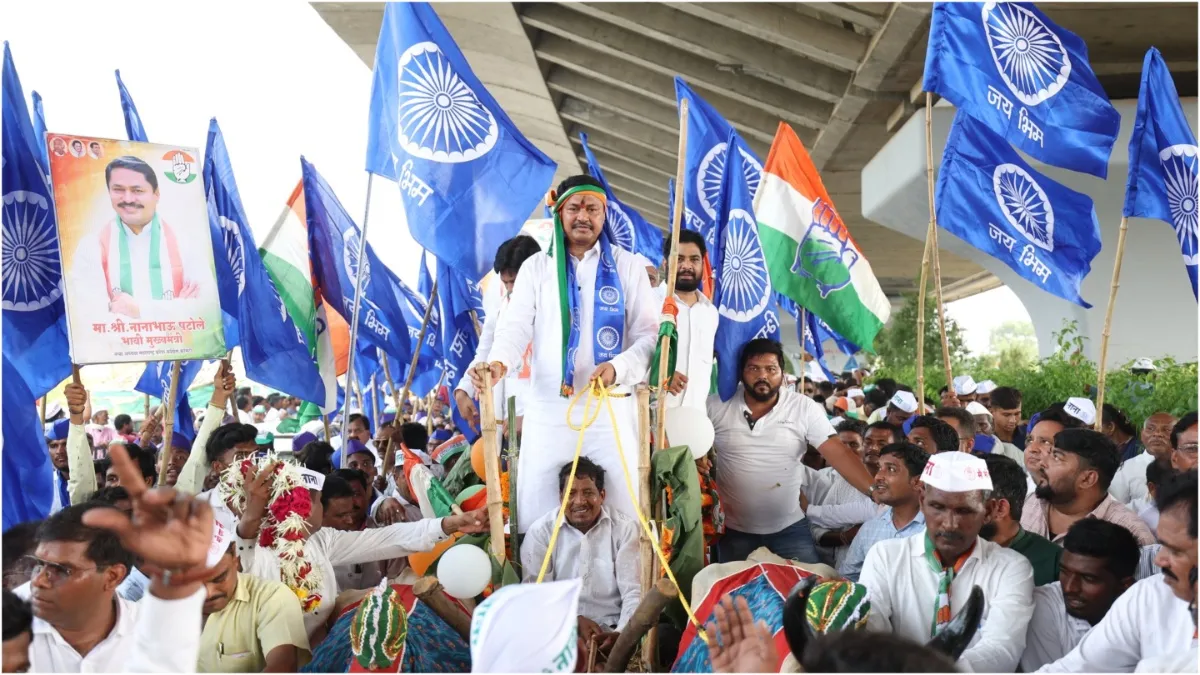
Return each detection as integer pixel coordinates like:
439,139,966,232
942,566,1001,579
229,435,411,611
925,585,985,660
782,575,821,660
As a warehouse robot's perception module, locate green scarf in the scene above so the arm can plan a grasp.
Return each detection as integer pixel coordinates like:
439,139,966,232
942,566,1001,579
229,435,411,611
115,214,165,299
923,535,974,637
548,184,609,397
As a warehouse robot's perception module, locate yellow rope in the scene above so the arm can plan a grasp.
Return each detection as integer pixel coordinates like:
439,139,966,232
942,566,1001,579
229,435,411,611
536,381,709,644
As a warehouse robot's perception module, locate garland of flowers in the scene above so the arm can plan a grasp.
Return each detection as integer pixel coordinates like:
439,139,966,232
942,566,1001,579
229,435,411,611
219,454,323,613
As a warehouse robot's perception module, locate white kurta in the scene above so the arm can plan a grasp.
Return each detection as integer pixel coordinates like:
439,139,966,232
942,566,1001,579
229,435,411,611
1109,452,1154,504
490,244,658,533
664,292,718,411
456,294,529,420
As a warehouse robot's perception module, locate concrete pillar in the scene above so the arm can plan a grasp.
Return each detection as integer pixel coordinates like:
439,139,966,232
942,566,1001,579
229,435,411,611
861,99,1198,366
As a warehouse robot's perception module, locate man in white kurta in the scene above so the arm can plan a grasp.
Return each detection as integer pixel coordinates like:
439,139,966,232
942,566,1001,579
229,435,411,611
661,229,718,411
484,176,657,533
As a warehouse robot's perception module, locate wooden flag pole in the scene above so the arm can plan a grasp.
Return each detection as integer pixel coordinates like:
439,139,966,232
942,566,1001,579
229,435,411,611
143,393,149,423
925,93,954,392
654,98,690,451
636,384,656,671
381,352,403,419
399,280,438,423
506,395,521,565
156,361,181,486
916,225,933,415
1094,217,1130,430
338,174,375,451
798,308,808,393
369,373,381,435
475,363,506,560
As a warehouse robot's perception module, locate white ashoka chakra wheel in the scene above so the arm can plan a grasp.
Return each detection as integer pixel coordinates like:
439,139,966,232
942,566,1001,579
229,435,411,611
993,163,1055,251
982,1,1071,107
3,190,63,312
596,326,620,351
396,41,499,164
1160,144,1200,264
218,216,246,294
697,142,763,220
606,201,636,253
342,228,372,292
599,286,620,306
716,208,770,322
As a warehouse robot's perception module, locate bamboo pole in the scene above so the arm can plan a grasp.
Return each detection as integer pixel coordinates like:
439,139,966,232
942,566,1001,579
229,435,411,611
636,384,656,671
925,92,954,392
916,226,933,415
399,280,438,423
338,174,375,451
369,373,380,435
155,362,181,486
506,395,520,567
798,308,808,393
1094,217,1130,431
605,579,679,673
474,363,506,560
654,98,690,452
143,393,149,422
380,352,403,415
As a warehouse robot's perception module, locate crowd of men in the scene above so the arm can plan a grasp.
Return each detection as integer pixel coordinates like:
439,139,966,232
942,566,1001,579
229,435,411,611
2,174,1196,673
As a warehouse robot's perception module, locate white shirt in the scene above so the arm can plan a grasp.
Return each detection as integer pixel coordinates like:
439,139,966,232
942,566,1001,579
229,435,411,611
1021,582,1095,672
860,534,1035,673
520,507,642,631
803,467,875,569
1037,575,1197,673
489,244,658,400
237,409,252,424
1109,452,1154,504
18,585,205,673
664,292,718,411
456,294,529,419
707,386,836,534
1129,497,1161,532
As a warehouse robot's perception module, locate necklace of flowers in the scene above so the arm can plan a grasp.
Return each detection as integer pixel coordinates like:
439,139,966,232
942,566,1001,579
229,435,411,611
219,453,323,613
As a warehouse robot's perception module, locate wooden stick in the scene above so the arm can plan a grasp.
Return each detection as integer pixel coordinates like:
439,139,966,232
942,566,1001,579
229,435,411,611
475,363,506,561
636,384,657,672
655,98,690,452
506,395,521,565
603,578,679,673
399,280,438,423
586,636,599,674
412,577,472,640
380,352,403,416
1095,216,1129,431
143,393,149,423
916,222,933,415
798,307,808,393
338,174,376,451
40,396,48,424
925,92,954,391
156,362,181,486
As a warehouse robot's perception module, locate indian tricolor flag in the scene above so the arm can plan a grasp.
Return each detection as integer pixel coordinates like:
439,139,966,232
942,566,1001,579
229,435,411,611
754,123,891,349
259,181,350,414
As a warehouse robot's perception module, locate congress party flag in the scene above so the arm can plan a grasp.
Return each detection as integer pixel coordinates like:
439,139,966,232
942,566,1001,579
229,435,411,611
31,91,47,168
1124,47,1199,299
204,119,325,403
366,1,557,281
579,132,664,266
3,355,53,529
134,359,202,444
924,1,1120,179
2,42,73,398
755,122,890,351
936,114,1101,307
711,131,781,401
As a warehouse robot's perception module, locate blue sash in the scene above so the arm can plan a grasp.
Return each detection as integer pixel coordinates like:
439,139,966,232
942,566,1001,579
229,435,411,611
562,237,625,394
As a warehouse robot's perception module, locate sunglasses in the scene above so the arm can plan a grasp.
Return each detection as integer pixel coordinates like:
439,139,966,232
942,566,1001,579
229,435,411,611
22,555,107,588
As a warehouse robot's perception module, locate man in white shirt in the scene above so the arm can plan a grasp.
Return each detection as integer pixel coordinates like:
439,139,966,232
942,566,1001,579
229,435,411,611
521,458,641,660
1171,413,1197,472
480,175,658,532
707,338,873,564
1110,413,1177,504
660,229,718,411
859,451,1035,673
1021,518,1140,671
1037,470,1197,673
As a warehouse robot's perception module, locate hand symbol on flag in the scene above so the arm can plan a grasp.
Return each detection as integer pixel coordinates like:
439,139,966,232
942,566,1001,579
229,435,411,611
171,151,190,183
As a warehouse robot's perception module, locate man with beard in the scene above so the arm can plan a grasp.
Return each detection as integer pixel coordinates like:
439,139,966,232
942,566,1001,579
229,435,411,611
480,175,658,532
1021,428,1155,546
981,455,1062,586
660,229,718,411
860,451,1035,673
1023,402,1088,495
707,339,873,563
1020,519,1139,671
1036,470,1197,672
1171,412,1197,472
838,442,929,581
1110,412,1177,504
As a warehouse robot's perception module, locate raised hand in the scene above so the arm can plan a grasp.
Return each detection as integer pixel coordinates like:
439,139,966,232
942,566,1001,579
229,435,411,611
211,360,236,408
708,595,779,674
441,507,489,535
65,382,88,423
454,389,480,434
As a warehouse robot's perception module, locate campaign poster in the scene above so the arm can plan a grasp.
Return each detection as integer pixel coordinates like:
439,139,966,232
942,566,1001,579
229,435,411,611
47,135,225,364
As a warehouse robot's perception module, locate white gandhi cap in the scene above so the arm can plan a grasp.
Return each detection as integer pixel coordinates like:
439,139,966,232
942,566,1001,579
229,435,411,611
965,401,991,417
920,451,994,492
953,375,978,396
889,390,918,414
1063,397,1097,426
975,380,997,394
470,578,582,673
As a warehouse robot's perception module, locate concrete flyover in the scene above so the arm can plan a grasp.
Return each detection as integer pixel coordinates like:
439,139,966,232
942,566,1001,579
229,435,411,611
313,2,1197,350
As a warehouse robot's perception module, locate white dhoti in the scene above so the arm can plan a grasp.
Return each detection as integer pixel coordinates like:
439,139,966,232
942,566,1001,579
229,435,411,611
516,389,641,533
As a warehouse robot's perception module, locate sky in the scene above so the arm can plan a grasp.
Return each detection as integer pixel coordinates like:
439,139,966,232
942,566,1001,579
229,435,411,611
946,286,1034,356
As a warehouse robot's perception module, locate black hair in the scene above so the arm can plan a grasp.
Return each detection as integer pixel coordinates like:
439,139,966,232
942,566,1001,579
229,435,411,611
664,228,708,261
879,442,929,479
93,458,111,479
800,629,957,673
2,590,32,641
559,456,605,493
909,415,960,454
1052,428,1120,490
1171,412,1197,449
236,395,250,412
737,338,785,376
1155,469,1197,538
331,468,369,494
817,381,835,397
1101,404,1137,437
865,388,890,411
835,418,867,438
865,421,904,445
400,422,429,451
113,414,132,431
348,413,371,433
35,503,133,571
895,383,913,393
2,521,41,575
874,378,898,398
1062,519,1141,580
89,486,131,507
299,441,335,475
205,423,258,465
493,234,542,275
935,406,978,439
982,454,1028,521
320,475,358,508
1146,461,1173,488
104,155,157,191
554,174,605,196
989,386,1022,411
122,443,157,483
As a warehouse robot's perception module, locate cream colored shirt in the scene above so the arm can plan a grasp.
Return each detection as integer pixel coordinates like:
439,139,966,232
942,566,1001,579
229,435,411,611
664,292,718,411
199,573,310,673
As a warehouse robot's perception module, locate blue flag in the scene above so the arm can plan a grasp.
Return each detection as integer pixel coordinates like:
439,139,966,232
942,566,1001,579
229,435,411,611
30,90,47,168
711,132,781,400
302,157,414,363
205,119,326,401
579,132,664,266
2,43,72,399
395,279,444,399
676,77,763,253
366,1,557,280
134,360,202,443
419,251,434,300
2,356,53,530
115,70,148,142
936,114,1101,307
923,1,1120,179
1124,47,1198,298
435,258,481,434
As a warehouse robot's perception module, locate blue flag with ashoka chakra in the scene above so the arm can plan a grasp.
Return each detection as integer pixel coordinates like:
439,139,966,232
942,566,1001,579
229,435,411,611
924,1,1120,179
579,132,664,267
1123,47,1199,299
2,42,72,399
936,114,1101,307
366,1,557,282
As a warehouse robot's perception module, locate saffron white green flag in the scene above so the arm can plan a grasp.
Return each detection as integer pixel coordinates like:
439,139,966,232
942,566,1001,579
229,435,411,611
259,182,349,413
754,122,890,349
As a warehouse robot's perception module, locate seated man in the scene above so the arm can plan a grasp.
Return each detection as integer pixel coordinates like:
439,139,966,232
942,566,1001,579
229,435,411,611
806,419,878,569
906,415,960,455
324,472,407,591
838,442,929,582
981,455,1062,586
1020,519,1140,671
860,451,1035,673
520,458,642,657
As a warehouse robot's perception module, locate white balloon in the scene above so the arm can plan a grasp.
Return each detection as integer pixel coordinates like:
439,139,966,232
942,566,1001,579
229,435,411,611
663,405,715,460
438,544,492,599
